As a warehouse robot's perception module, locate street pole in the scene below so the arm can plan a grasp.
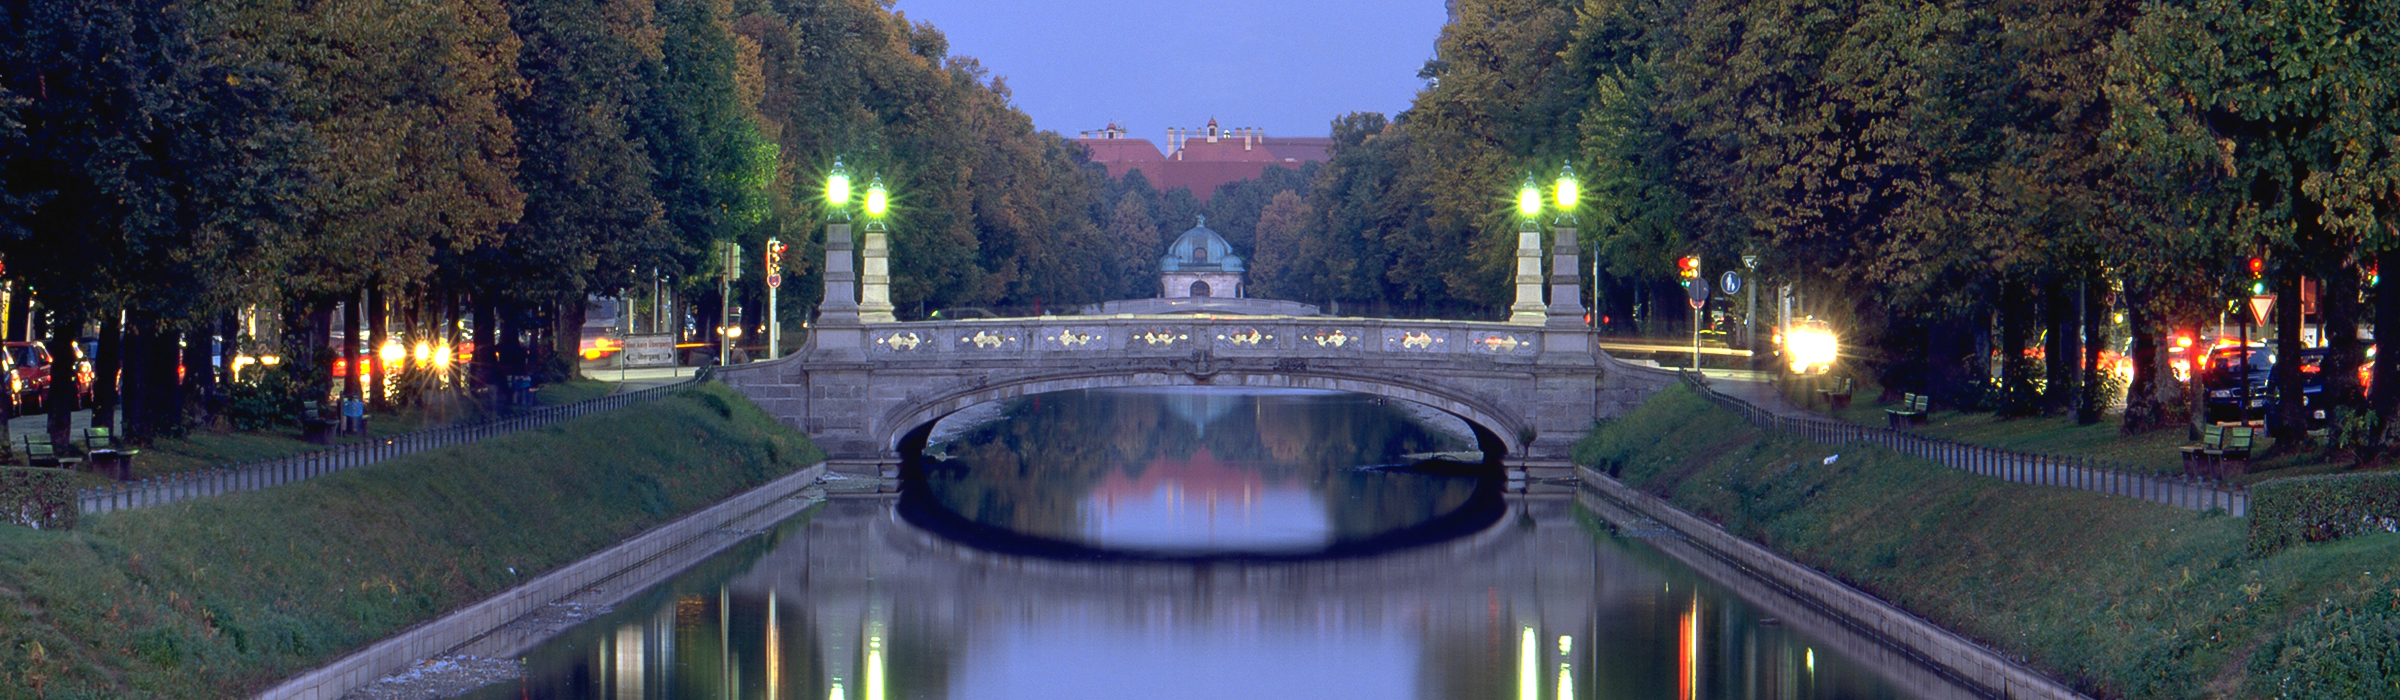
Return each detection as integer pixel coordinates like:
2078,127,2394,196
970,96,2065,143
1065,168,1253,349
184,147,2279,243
1744,255,1758,370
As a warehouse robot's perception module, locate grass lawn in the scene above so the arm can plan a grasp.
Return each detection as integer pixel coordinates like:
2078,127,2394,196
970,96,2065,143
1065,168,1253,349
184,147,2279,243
0,383,820,699
1577,386,2399,700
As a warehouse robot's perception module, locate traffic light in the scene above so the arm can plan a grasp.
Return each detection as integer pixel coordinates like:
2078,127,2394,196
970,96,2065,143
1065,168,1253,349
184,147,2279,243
1678,256,1701,288
765,238,785,275
2247,255,2265,295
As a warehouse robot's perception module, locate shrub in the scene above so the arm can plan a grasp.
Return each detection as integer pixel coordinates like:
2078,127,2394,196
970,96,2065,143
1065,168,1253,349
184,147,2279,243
0,467,77,530
2250,471,2400,555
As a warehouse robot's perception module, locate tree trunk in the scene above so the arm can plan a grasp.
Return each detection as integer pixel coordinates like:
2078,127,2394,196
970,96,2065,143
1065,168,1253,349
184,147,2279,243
182,318,213,425
369,286,389,411
473,296,499,394
2379,246,2400,447
2041,276,2077,415
1999,277,2038,416
2077,277,2107,425
2124,303,2164,432
44,313,81,449
557,293,587,380
93,311,121,431
218,312,238,403
342,290,363,404
122,314,183,444
4,287,28,342
2270,266,2307,443
2323,265,2365,428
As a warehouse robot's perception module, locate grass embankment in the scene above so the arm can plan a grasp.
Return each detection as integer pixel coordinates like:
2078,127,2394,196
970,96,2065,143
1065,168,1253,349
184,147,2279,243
0,382,821,699
1578,386,2399,700
45,378,626,489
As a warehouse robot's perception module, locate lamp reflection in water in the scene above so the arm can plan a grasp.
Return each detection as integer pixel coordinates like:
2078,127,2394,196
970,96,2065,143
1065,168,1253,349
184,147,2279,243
1680,594,1700,700
1518,627,1539,700
1557,635,1575,700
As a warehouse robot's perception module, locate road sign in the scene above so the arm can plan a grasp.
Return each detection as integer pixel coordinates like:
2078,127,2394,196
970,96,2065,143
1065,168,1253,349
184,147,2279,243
1686,278,1710,308
2249,294,2276,325
1720,271,1742,295
767,273,783,289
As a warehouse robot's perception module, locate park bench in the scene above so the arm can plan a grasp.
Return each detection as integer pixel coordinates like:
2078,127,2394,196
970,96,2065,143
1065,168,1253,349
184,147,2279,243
83,427,136,480
1818,376,1855,409
1885,392,1930,429
301,400,336,444
2205,425,2255,478
20,435,60,468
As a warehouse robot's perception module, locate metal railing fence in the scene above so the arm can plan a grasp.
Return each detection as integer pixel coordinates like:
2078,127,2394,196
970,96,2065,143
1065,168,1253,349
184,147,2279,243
1681,374,2248,516
77,372,711,516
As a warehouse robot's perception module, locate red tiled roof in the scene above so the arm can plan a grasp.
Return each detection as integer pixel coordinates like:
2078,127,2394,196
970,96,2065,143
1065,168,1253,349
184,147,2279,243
1072,134,1330,202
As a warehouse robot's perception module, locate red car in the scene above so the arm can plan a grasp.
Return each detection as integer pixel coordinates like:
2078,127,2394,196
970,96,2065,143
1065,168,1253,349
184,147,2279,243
3,341,54,417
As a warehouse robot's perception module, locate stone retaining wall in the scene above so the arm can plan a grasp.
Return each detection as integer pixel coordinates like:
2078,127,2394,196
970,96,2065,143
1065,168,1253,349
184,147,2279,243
1579,465,2091,700
253,463,827,700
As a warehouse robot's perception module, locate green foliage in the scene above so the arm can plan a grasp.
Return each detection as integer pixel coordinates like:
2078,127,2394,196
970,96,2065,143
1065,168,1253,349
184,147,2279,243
0,468,77,531
1587,384,2400,698
2246,570,2400,700
223,364,314,432
0,383,819,698
2250,472,2400,555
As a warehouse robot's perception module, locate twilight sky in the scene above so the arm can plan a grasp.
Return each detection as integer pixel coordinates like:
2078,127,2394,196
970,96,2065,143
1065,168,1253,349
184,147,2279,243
889,0,1451,140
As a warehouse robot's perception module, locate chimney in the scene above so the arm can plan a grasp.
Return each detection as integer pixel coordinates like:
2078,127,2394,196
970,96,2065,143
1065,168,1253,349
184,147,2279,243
1243,127,1253,151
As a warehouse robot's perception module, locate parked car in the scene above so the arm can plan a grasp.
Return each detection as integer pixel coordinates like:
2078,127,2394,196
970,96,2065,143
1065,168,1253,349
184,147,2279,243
2264,346,2379,432
2199,345,2273,423
2,341,53,417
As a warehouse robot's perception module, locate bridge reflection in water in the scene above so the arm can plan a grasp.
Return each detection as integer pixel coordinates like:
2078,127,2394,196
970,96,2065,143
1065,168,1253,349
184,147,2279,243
466,389,1976,700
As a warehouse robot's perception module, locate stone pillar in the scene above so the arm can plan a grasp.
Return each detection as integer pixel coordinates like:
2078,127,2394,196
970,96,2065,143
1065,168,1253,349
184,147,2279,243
1546,225,1586,328
813,223,864,358
858,222,896,323
1510,221,1547,324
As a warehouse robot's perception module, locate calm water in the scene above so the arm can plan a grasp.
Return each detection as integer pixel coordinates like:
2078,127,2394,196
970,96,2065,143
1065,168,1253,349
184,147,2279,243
464,389,1978,700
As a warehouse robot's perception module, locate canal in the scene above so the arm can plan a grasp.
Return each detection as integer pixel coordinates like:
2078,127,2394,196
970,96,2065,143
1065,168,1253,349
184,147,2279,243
461,388,1984,700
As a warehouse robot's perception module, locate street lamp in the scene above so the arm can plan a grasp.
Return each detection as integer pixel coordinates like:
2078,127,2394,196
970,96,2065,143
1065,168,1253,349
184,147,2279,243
1511,174,1546,324
827,159,852,219
859,175,895,322
1553,164,1579,219
1517,175,1542,219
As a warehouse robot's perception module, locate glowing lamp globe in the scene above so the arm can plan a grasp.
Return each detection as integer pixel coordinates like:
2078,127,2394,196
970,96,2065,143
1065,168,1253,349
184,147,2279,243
828,160,852,206
866,177,889,217
1555,165,1579,209
1516,176,1541,217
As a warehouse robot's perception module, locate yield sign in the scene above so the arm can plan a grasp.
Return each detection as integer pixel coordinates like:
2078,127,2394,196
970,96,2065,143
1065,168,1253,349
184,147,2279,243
2249,294,2276,325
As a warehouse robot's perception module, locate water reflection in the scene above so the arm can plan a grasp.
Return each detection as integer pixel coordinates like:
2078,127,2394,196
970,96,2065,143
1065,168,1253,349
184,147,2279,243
913,389,1488,558
467,390,1977,700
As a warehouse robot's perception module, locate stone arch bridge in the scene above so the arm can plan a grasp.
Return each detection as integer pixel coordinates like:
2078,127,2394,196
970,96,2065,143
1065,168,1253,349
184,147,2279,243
717,314,1676,477
715,219,1676,477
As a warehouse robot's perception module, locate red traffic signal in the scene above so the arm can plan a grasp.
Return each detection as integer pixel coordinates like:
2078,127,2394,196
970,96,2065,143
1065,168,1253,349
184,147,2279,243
2247,256,2264,277
1677,256,1700,287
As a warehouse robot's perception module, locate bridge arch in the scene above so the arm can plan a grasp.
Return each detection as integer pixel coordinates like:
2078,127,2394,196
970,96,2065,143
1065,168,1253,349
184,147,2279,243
883,370,1522,465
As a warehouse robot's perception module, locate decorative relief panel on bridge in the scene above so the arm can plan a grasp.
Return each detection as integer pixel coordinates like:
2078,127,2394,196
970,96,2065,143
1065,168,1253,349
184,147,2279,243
871,330,930,354
1038,327,1109,352
1212,327,1278,351
1467,331,1539,357
1132,328,1192,351
955,328,1023,353
1301,328,1365,355
1383,328,1452,353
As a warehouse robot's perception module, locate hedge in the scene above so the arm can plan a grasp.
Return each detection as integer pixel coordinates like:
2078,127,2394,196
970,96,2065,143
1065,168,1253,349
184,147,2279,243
2249,471,2400,555
0,466,77,531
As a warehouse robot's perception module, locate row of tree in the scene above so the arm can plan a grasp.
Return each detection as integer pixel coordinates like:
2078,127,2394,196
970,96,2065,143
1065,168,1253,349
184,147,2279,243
1230,0,2396,447
0,0,1272,446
